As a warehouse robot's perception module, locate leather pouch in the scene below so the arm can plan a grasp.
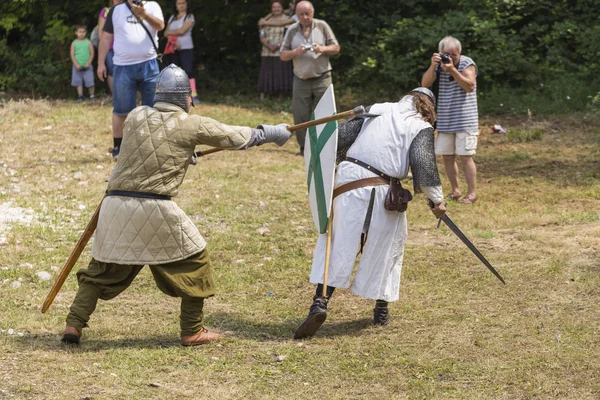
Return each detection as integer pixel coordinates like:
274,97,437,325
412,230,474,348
384,179,413,212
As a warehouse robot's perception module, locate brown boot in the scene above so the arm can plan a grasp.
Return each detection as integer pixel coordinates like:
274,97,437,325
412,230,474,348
61,326,81,345
181,327,221,346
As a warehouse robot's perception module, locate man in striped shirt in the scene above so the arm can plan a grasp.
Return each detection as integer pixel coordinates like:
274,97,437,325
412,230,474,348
421,36,479,204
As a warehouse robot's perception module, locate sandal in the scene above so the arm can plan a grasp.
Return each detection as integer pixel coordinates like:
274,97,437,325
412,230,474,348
458,195,477,204
446,192,462,201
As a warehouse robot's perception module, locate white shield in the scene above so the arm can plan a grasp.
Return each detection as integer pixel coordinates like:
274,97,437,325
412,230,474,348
304,85,338,234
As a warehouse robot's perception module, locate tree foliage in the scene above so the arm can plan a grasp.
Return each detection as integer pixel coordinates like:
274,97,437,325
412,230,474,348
1,0,599,104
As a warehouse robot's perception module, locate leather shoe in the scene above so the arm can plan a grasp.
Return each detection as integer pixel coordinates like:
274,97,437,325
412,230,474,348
181,327,221,346
294,296,328,339
61,326,81,345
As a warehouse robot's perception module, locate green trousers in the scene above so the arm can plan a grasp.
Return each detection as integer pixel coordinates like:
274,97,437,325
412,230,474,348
65,248,214,336
292,71,332,149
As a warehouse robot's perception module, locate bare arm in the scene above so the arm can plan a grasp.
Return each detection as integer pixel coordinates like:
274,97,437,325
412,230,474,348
445,64,476,93
86,40,95,67
259,17,295,27
98,14,106,39
131,3,165,31
165,19,193,36
280,46,305,61
97,32,112,81
421,53,441,88
312,43,340,56
70,42,79,69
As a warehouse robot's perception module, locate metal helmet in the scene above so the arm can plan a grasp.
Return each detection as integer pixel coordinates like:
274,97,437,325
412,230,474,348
409,87,436,105
154,64,191,111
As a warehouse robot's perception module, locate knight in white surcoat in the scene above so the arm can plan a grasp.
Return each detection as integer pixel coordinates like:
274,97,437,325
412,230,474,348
294,88,447,339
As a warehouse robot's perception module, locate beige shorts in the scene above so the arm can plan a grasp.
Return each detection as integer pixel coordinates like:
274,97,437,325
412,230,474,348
435,131,479,156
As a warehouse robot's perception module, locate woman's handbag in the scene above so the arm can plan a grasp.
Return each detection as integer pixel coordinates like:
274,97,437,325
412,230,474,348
164,36,178,55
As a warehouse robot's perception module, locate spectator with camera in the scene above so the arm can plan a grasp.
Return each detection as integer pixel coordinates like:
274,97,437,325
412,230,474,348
421,36,479,204
97,0,164,161
280,1,339,156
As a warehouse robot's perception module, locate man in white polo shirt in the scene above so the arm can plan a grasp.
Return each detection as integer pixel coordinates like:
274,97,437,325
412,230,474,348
280,1,339,156
97,0,164,160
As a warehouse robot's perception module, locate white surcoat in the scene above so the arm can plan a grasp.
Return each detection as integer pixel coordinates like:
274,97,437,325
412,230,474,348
309,97,443,302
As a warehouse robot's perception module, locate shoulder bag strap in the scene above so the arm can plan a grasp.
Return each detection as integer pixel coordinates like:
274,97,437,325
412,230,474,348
125,1,163,64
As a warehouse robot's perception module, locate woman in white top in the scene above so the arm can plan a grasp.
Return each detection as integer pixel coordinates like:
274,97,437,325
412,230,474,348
164,0,199,104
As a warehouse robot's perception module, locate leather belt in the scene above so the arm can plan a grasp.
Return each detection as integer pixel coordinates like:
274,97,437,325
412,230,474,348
106,190,172,200
333,177,388,199
344,157,393,181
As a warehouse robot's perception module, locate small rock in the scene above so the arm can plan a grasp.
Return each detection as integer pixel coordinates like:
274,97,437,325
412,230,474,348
96,165,104,170
267,292,275,297
256,227,270,236
275,355,286,362
7,328,14,335
73,172,83,180
36,271,52,281
235,259,245,264
40,126,53,131
78,204,86,210
11,281,21,288
211,356,219,361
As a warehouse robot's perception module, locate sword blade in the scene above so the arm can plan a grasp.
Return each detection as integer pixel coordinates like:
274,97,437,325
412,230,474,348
440,214,506,285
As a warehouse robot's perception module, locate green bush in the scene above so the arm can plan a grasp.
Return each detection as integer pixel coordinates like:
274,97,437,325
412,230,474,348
0,0,599,111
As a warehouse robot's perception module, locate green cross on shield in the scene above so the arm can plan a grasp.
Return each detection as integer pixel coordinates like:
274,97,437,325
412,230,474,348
306,116,338,234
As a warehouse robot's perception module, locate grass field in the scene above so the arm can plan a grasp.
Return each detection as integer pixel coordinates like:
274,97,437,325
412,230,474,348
0,98,599,399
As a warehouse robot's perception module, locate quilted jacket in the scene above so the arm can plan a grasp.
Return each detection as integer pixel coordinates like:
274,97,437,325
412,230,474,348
92,102,252,265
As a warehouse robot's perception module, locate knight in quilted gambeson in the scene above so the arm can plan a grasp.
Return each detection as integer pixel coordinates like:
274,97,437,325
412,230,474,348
62,64,292,346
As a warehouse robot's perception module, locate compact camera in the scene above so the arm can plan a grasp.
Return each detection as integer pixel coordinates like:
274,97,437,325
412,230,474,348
303,45,315,52
440,53,451,64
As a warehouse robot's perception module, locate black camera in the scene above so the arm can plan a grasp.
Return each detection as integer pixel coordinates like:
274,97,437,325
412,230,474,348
440,53,451,64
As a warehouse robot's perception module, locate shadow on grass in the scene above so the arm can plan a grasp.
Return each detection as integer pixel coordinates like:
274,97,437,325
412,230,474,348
8,316,374,351
10,333,182,352
209,312,373,342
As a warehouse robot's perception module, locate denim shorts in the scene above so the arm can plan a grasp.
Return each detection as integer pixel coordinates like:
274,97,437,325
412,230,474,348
106,49,115,77
112,59,159,115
